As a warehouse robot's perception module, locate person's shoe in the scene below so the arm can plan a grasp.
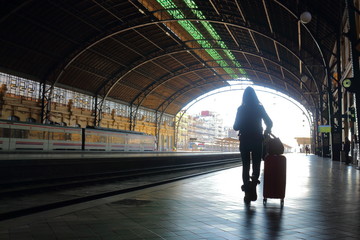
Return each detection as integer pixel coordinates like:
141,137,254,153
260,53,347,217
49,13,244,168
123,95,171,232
242,184,251,204
249,179,260,201
244,192,251,204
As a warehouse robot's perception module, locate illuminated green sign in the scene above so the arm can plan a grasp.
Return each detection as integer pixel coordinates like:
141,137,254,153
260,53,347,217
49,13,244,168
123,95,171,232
156,0,247,79
318,125,331,133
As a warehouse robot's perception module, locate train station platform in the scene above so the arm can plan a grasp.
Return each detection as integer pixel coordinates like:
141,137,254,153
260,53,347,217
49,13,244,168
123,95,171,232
1,153,359,240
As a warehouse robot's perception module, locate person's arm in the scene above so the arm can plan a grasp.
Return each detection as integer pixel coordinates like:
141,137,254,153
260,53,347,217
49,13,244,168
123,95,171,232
233,107,242,131
261,106,273,135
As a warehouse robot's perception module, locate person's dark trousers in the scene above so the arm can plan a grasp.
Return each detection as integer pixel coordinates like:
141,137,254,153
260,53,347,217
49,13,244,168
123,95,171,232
240,134,263,187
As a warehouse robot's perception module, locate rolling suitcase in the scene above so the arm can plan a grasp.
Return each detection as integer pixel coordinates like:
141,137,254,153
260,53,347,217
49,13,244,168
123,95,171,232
263,154,286,207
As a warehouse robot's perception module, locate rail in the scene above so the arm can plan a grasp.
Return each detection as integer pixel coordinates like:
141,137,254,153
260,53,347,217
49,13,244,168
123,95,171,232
0,157,241,220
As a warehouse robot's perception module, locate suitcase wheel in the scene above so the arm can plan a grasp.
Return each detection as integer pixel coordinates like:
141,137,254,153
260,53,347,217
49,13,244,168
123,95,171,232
280,199,284,208
263,198,267,206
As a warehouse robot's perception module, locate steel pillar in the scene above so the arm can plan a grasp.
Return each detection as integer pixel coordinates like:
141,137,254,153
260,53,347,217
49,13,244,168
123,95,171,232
347,0,360,165
155,111,161,151
93,95,103,127
40,82,53,124
320,91,330,157
328,30,343,161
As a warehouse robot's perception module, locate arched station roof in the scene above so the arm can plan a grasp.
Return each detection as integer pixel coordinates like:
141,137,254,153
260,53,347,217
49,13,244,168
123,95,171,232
0,0,342,116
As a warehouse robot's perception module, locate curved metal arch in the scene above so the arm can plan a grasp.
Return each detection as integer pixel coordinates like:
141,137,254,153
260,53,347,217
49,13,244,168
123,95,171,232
177,84,313,130
102,46,311,102
272,0,329,73
173,84,314,147
174,84,314,148
130,64,212,106
174,80,306,113
48,17,323,126
150,6,327,66
202,19,321,93
100,44,314,127
218,2,329,70
130,64,315,130
0,0,34,24
127,48,316,104
50,18,322,93
158,15,322,91
131,63,313,111
156,74,310,116
104,48,306,102
156,77,309,138
94,45,310,123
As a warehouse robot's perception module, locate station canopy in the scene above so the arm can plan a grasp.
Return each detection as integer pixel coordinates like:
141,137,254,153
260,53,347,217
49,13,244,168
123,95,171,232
0,0,343,116
295,137,312,145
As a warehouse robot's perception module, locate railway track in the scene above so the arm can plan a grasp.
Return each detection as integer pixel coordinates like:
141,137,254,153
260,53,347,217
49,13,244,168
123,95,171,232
0,157,241,220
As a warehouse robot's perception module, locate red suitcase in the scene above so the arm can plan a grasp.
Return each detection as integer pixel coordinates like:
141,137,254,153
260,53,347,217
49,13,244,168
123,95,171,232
263,154,286,207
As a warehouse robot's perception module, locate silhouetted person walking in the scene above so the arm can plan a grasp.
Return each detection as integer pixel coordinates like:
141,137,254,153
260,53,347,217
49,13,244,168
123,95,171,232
233,87,272,203
305,145,310,155
343,137,351,165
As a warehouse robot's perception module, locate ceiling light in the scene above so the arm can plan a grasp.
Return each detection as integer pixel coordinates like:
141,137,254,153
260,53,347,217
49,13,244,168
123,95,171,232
300,11,312,24
301,75,308,82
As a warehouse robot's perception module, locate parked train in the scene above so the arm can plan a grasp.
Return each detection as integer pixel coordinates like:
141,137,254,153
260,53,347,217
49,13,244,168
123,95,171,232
0,120,156,152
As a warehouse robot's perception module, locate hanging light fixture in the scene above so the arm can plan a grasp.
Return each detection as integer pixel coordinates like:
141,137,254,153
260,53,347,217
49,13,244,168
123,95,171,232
300,11,312,24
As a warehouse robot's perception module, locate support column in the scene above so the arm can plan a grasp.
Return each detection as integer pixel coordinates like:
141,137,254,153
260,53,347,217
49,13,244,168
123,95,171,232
355,94,360,167
40,82,53,124
320,91,329,157
314,109,320,155
129,104,135,131
337,28,343,146
174,116,179,150
347,0,360,166
327,69,341,160
155,111,161,151
329,31,343,161
93,95,103,127
326,2,345,161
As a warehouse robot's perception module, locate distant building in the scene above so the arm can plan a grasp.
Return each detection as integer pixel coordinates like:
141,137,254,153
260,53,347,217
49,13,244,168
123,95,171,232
283,143,293,153
295,137,312,153
227,127,238,138
176,110,235,151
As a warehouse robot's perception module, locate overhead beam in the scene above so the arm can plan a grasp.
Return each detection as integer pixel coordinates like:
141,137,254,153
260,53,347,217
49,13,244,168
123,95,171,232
262,0,273,33
209,0,220,15
274,42,281,61
234,0,246,22
249,31,260,52
224,24,240,47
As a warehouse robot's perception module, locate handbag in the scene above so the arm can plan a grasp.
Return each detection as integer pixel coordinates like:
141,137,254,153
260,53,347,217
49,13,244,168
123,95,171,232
263,133,284,157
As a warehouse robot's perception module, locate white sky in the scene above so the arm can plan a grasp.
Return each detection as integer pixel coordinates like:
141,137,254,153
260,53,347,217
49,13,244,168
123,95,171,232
185,85,311,148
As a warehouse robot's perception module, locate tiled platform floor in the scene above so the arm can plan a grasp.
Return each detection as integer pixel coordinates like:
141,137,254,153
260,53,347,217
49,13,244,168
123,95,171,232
1,154,359,240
